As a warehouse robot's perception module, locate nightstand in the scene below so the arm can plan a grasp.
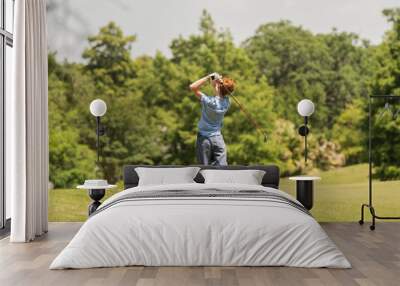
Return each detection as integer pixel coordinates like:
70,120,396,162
289,176,321,210
77,180,116,215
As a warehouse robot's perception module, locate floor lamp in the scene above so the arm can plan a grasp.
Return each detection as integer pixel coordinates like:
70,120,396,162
89,99,107,166
297,99,315,163
78,99,112,216
290,99,318,212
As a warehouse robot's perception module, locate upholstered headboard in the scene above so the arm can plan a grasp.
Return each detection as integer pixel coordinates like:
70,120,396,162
123,165,280,190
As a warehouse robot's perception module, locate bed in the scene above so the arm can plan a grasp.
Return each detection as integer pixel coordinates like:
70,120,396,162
50,165,350,269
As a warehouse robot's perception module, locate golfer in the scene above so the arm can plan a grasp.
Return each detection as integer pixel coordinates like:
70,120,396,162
189,73,235,165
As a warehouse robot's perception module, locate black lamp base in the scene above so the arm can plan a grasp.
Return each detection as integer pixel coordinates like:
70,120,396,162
296,180,314,210
88,189,105,215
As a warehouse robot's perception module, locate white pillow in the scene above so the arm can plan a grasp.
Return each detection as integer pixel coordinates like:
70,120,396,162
200,169,266,185
135,167,200,186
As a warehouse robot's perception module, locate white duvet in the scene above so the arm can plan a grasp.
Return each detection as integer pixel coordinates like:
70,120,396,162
50,183,351,269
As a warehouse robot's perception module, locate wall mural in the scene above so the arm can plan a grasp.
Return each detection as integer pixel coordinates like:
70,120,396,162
46,5,400,222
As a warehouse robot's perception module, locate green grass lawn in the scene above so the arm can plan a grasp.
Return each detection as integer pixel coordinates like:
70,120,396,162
49,164,400,222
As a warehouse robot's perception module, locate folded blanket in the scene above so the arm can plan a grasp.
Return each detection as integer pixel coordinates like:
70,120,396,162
92,188,311,217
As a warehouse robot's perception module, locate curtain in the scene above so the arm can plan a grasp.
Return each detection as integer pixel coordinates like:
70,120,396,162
7,0,48,242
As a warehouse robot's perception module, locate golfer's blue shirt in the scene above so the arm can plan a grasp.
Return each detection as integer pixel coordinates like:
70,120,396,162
198,92,230,137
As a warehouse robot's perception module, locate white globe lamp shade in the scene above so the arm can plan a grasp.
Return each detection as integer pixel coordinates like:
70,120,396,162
90,99,107,117
297,99,315,117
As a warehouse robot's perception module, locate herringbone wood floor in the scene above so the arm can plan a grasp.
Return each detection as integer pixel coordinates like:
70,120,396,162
0,222,399,286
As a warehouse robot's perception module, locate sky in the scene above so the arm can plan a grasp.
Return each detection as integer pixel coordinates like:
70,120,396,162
47,0,400,62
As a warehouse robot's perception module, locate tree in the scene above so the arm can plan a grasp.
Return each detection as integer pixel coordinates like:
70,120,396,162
243,21,371,131
332,99,366,164
81,22,161,182
83,22,137,91
369,8,400,180
50,129,96,188
48,53,97,187
242,21,331,127
319,31,373,127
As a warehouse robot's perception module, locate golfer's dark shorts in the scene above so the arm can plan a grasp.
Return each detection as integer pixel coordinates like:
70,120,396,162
196,133,227,166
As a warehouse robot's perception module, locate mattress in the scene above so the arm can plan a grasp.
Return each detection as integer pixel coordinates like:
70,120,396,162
50,183,351,269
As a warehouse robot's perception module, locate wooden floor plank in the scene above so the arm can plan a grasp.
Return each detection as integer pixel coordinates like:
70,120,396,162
0,222,399,286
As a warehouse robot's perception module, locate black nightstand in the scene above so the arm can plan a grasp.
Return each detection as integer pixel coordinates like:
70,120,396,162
289,176,321,210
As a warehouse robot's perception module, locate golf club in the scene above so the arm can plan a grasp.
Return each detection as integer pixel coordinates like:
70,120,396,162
210,72,268,142
230,92,268,142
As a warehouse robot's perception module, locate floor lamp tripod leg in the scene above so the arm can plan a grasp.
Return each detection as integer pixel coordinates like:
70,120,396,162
359,204,366,225
369,206,376,231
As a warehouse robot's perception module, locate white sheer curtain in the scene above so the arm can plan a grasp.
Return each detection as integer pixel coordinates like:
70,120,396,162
7,0,48,242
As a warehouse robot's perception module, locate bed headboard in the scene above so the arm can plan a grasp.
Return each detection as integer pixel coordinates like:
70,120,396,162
123,165,280,190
